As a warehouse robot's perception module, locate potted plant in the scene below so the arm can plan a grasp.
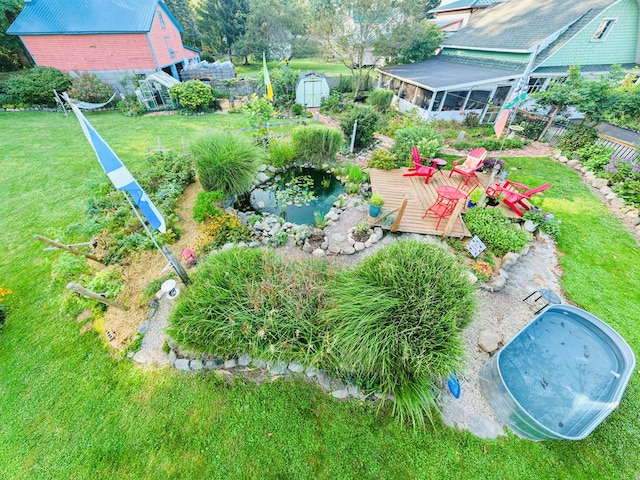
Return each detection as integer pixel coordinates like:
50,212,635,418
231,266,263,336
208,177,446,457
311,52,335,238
523,208,560,238
369,193,384,217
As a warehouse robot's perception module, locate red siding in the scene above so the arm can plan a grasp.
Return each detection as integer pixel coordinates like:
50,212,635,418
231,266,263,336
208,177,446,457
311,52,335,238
22,34,157,71
147,6,191,67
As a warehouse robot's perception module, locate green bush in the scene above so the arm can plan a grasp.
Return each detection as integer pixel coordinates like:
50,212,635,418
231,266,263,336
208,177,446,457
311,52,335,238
453,138,523,151
169,80,215,111
557,124,598,155
192,191,224,222
575,144,615,173
322,241,475,427
292,125,344,166
367,89,393,112
67,73,113,103
196,213,252,253
463,208,529,256
462,113,480,127
391,125,443,166
192,131,262,197
168,248,330,362
319,89,346,114
291,102,306,116
340,105,381,149
337,75,354,93
345,162,365,183
520,121,545,140
613,180,640,207
117,94,146,116
368,149,399,170
268,138,297,168
4,67,71,106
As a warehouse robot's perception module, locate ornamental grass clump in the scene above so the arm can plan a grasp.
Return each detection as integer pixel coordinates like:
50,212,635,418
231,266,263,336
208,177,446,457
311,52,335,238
322,241,475,427
192,131,262,197
168,248,331,362
292,125,343,166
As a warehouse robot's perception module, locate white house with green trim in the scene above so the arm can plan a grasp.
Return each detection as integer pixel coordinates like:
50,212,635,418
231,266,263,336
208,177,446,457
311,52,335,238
377,0,639,123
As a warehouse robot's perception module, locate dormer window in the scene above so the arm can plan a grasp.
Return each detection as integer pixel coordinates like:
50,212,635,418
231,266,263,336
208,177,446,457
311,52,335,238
592,18,616,41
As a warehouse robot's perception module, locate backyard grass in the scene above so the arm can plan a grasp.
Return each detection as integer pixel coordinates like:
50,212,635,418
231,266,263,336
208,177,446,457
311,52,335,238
0,111,638,479
235,56,352,78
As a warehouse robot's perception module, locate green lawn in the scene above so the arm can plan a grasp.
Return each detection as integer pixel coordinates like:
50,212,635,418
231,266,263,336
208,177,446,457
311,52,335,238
0,111,638,479
235,56,352,78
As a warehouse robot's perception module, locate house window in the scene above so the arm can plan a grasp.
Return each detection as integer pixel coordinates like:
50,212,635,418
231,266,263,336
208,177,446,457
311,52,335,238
158,11,166,29
465,90,491,110
442,90,468,111
592,19,616,41
527,77,547,94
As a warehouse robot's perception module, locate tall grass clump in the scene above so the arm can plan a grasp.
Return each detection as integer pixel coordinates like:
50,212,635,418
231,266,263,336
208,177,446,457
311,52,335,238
367,89,393,112
463,207,529,256
292,125,344,166
192,131,262,197
268,137,297,168
168,248,331,362
322,241,475,427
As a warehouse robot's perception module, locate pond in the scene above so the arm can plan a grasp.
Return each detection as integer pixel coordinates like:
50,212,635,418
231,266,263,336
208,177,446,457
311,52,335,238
236,167,344,226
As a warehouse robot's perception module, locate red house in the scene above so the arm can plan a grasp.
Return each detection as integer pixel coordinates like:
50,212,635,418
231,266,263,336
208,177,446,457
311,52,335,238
7,0,199,85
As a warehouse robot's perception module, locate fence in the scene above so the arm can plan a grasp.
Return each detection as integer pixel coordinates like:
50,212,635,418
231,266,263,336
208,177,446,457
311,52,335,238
513,109,638,158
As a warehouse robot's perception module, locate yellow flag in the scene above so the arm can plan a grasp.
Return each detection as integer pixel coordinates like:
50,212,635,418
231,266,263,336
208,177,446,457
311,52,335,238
263,52,273,101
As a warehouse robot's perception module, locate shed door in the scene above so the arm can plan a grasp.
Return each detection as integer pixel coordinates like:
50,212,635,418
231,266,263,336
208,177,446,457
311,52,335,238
304,80,323,107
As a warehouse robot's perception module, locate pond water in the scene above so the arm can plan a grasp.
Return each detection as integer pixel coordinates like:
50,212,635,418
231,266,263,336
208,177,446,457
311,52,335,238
236,167,344,226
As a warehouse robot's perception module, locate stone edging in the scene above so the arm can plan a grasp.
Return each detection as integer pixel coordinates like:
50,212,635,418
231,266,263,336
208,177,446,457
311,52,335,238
553,151,640,241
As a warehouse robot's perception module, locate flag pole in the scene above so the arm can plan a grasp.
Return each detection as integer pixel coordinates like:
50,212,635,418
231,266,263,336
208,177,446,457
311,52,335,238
121,191,189,285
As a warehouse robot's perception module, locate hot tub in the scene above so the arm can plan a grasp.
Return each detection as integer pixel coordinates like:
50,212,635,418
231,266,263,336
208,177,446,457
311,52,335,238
479,304,635,441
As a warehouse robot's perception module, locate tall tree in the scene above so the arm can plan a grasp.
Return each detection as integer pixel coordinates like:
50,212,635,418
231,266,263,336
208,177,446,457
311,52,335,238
193,0,249,59
309,0,409,98
0,0,31,70
374,19,442,64
164,0,201,48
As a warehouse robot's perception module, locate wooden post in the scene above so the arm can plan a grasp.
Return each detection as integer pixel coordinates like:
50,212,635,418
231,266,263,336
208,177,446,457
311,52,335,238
390,199,408,232
34,234,101,262
66,282,129,311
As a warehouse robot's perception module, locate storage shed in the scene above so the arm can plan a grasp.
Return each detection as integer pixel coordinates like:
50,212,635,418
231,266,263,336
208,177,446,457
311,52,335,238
295,72,330,108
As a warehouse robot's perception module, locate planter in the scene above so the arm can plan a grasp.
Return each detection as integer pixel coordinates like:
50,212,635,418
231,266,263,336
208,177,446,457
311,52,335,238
524,220,538,232
369,204,382,217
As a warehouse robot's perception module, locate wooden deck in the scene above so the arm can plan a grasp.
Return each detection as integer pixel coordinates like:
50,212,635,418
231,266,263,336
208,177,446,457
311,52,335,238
369,167,495,237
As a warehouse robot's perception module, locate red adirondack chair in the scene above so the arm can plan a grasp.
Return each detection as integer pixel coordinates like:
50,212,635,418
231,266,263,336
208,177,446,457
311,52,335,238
403,146,436,184
448,147,487,187
485,180,553,217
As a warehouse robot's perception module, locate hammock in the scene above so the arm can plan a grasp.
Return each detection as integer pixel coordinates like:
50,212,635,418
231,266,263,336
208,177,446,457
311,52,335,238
68,92,118,110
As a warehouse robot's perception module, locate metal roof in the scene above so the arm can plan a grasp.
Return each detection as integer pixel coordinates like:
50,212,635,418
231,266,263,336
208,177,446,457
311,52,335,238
380,56,522,91
442,0,616,51
7,0,180,35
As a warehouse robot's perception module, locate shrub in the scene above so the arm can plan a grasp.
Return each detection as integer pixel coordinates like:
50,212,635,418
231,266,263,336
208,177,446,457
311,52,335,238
319,89,345,114
268,138,297,168
67,73,113,103
243,93,275,129
4,67,71,106
169,80,215,111
291,102,306,116
454,138,523,151
337,75,354,93
117,94,146,116
322,241,475,426
192,191,224,222
168,248,331,362
462,113,480,127
195,213,252,253
368,149,398,170
463,207,529,256
576,144,615,173
520,121,545,140
613,180,640,207
292,125,344,166
192,131,262,197
391,125,443,166
604,155,640,184
340,105,381,149
556,124,598,155
367,89,393,112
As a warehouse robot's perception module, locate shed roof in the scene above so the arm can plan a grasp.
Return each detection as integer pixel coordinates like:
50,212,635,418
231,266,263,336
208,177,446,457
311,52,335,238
442,0,616,52
7,0,181,35
380,56,522,91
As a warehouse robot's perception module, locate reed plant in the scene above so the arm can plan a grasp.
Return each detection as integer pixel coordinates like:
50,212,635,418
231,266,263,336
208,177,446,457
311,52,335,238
292,125,344,166
322,241,475,427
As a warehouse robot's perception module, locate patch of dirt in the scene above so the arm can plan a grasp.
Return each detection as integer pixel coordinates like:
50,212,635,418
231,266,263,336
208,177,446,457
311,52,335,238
104,181,203,347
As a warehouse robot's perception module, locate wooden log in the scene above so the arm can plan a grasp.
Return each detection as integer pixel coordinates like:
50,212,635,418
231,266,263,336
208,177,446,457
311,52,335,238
34,234,101,262
66,282,129,311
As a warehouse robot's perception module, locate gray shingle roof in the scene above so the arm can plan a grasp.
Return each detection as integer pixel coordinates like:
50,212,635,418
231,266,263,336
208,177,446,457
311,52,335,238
7,0,177,35
442,0,617,52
